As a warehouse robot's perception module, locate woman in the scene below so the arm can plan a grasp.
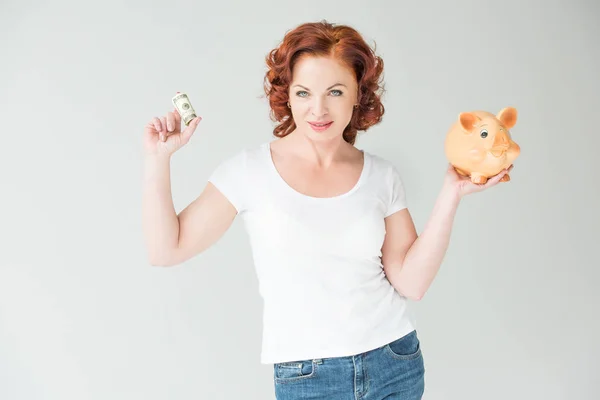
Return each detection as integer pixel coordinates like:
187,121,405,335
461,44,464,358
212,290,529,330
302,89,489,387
142,20,511,400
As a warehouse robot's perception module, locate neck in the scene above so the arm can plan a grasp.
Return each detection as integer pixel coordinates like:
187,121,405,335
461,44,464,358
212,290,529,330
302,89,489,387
285,129,349,168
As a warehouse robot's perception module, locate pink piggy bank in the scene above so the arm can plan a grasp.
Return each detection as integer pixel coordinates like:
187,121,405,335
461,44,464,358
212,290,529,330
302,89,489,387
444,107,520,184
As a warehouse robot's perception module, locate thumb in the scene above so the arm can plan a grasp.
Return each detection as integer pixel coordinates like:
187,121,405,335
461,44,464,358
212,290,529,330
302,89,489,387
484,169,507,188
181,117,202,142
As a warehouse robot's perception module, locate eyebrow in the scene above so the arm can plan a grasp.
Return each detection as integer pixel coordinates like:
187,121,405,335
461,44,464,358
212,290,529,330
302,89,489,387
293,83,347,90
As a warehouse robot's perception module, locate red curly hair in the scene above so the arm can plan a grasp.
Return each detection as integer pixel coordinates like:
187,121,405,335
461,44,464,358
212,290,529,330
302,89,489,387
263,20,386,145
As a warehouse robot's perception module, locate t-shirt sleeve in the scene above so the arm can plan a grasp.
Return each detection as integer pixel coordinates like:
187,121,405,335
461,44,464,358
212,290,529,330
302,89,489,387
207,150,248,213
385,163,408,217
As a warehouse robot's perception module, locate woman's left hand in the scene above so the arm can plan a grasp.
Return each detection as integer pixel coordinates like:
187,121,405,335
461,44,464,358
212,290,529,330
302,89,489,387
443,164,514,199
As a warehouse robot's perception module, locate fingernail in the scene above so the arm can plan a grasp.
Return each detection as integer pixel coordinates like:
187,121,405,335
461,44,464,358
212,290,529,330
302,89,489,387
167,123,172,132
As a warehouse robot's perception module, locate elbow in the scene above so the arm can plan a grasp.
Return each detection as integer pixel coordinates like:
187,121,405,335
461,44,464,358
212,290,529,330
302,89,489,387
387,277,424,301
389,268,429,301
148,259,172,267
394,282,426,301
146,243,182,267
400,290,424,301
408,292,424,301
147,248,190,267
147,254,177,267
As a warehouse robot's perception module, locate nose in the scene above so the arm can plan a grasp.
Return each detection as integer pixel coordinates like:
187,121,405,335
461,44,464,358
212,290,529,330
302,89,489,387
493,131,509,148
311,97,328,117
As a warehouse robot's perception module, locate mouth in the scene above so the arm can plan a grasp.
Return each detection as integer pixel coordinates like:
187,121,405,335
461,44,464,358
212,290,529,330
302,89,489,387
490,146,509,157
308,121,333,132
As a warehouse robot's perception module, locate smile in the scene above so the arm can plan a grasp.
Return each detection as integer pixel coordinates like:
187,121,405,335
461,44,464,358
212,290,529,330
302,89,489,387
308,121,333,131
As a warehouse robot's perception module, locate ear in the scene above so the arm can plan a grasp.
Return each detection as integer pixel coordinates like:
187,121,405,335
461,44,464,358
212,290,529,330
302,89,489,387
459,112,480,132
497,107,517,129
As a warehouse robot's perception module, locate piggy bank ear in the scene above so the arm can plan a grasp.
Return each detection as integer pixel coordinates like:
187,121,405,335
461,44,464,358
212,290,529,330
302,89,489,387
459,112,479,132
497,107,517,129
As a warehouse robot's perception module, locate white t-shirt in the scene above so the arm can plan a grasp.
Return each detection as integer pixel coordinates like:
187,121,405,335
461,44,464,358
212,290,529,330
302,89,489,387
208,140,416,364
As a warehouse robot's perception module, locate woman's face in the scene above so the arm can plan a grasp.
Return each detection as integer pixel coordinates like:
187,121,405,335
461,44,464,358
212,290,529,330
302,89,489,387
288,56,358,142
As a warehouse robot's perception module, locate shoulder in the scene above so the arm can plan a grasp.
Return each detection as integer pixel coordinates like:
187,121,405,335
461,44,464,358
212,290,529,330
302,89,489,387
363,150,402,179
362,151,409,215
362,150,408,196
207,142,270,213
213,141,269,168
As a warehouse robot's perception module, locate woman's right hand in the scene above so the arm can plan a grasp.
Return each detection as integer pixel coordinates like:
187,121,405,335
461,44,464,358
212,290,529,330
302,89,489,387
143,107,202,157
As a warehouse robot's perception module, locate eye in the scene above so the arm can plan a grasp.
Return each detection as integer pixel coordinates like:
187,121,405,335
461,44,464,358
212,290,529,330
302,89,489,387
295,90,308,97
480,129,488,138
330,89,343,96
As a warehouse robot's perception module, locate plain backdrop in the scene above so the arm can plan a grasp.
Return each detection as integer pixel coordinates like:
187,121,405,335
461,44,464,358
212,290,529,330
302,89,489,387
1,0,599,399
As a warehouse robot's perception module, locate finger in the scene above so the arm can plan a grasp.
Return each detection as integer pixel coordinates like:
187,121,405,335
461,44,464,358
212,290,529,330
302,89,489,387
492,171,506,183
160,116,168,141
485,170,507,188
151,117,162,133
181,117,202,142
173,107,181,126
166,111,176,133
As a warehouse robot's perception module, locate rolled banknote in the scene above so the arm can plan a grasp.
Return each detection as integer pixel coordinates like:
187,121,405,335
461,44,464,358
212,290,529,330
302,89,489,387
171,92,197,126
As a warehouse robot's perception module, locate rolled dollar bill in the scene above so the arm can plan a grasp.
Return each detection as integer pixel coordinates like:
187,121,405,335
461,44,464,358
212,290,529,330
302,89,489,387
171,92,197,126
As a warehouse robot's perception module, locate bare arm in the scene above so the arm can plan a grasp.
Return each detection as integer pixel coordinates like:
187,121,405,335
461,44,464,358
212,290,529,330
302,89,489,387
142,153,237,266
142,154,179,265
382,189,459,301
142,96,240,267
381,164,512,300
381,208,419,299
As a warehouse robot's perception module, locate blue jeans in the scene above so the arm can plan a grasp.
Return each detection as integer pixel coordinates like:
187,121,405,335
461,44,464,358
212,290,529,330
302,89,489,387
273,330,425,399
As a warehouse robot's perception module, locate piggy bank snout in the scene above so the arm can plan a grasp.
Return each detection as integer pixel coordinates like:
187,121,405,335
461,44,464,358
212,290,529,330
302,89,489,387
493,131,509,147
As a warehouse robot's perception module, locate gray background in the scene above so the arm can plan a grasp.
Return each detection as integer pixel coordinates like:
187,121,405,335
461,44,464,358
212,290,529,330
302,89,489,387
1,0,599,399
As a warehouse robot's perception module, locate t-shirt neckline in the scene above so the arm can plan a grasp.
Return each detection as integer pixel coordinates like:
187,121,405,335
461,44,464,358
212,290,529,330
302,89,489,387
264,141,370,201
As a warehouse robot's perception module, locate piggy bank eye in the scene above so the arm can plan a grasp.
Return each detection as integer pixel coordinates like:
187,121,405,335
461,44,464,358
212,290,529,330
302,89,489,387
480,129,488,138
